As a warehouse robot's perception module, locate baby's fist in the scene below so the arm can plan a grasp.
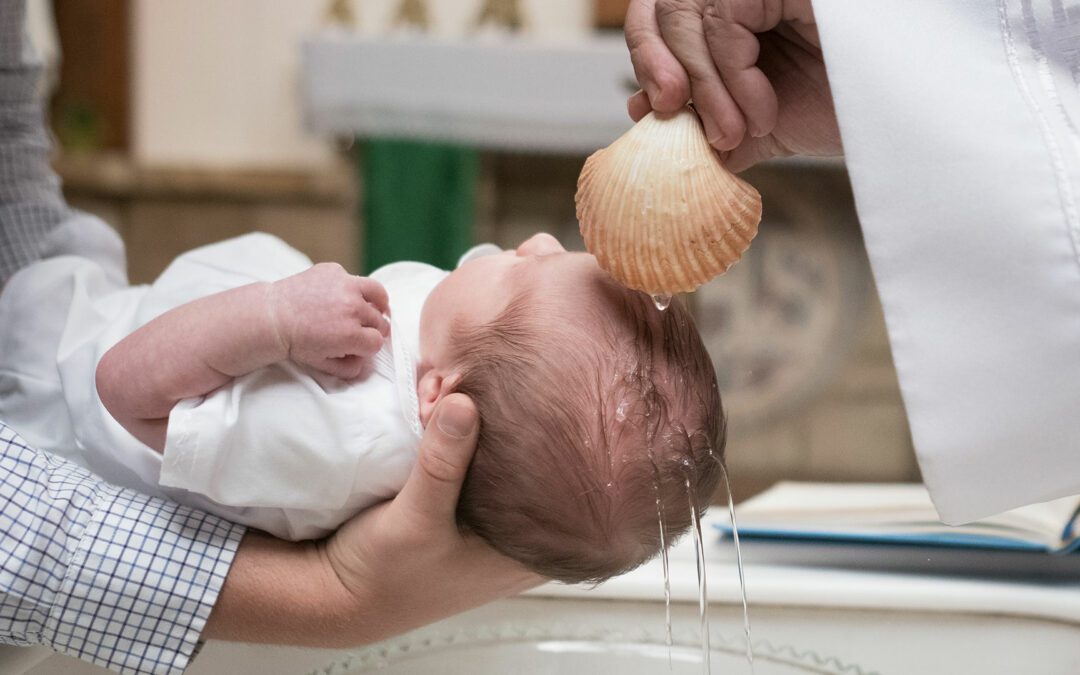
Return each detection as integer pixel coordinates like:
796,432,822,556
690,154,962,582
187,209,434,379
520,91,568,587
269,263,391,379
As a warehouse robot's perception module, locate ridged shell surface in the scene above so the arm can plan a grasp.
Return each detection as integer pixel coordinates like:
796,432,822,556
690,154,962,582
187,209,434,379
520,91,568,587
576,108,761,294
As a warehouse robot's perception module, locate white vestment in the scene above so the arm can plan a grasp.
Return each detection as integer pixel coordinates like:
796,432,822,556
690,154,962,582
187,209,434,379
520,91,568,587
815,0,1080,523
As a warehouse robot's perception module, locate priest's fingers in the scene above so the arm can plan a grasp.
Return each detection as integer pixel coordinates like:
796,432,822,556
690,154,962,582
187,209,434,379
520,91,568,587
701,0,780,138
395,394,479,529
654,0,746,150
723,133,786,173
625,0,691,113
628,89,653,121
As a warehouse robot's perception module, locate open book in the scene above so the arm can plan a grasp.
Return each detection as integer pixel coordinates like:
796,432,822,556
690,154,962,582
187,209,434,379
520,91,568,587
717,482,1080,554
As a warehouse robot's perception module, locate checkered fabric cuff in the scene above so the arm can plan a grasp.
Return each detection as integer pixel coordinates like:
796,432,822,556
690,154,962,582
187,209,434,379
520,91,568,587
0,423,246,674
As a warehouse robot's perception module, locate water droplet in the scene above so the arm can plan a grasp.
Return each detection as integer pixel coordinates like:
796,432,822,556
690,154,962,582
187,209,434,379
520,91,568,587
652,294,673,311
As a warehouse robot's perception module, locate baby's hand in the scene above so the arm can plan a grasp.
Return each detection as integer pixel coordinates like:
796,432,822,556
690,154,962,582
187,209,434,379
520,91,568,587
269,263,391,379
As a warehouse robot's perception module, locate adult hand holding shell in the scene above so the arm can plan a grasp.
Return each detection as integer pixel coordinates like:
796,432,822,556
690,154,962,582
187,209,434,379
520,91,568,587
624,0,841,172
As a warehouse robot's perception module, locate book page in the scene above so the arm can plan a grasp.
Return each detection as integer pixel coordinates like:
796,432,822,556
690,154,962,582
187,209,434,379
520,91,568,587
736,482,1080,549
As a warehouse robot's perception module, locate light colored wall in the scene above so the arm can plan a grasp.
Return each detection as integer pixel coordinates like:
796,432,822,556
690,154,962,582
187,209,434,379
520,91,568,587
728,284,919,491
354,0,591,40
132,0,335,169
130,1,593,169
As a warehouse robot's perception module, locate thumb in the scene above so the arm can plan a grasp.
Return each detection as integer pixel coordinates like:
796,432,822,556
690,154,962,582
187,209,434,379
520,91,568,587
723,134,785,173
394,393,480,527
625,0,691,113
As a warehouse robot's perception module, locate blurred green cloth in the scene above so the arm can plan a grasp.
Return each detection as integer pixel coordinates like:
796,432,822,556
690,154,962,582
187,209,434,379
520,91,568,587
361,139,477,272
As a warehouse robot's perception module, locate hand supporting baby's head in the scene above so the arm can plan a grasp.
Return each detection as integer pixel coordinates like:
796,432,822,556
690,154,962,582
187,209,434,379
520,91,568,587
448,272,724,585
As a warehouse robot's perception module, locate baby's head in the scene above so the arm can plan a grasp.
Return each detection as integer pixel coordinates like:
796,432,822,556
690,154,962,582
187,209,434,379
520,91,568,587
418,233,724,584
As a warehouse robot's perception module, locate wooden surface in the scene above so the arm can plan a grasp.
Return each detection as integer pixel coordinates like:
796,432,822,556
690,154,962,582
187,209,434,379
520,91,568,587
55,153,359,283
51,0,130,152
595,0,630,27
55,153,354,205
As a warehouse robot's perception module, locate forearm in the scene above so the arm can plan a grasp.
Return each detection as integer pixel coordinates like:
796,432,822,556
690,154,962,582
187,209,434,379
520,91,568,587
97,281,287,450
202,532,362,646
204,529,532,649
206,531,488,648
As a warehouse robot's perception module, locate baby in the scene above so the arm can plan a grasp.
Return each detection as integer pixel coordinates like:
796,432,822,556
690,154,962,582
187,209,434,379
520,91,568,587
0,224,724,584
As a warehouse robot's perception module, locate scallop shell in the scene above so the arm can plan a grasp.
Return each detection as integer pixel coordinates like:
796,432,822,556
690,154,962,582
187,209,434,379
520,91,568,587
576,108,761,295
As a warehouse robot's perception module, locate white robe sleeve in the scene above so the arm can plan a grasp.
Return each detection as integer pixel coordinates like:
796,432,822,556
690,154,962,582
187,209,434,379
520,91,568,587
150,234,370,513
814,0,1080,523
160,363,368,511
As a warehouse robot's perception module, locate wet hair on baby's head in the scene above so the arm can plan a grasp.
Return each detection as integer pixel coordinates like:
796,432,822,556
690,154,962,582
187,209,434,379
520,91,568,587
453,274,724,584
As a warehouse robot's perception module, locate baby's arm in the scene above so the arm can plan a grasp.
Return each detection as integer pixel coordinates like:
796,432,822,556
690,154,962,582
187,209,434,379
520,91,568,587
97,263,390,451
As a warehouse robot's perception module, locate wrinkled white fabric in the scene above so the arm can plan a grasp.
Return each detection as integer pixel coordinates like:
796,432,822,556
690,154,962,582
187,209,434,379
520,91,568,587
0,230,497,539
815,0,1080,523
155,236,449,539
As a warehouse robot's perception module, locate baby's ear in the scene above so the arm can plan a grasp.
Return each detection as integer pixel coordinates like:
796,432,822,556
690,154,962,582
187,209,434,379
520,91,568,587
417,370,465,427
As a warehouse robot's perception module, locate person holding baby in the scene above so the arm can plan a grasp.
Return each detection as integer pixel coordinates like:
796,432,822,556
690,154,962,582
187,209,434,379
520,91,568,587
6,0,1077,673
0,0,537,669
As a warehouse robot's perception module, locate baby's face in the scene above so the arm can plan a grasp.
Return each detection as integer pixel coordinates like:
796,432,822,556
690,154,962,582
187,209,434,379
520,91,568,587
419,233,607,368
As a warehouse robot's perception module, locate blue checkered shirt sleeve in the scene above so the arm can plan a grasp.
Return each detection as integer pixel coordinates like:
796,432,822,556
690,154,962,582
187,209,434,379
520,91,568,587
0,423,246,674
0,0,70,282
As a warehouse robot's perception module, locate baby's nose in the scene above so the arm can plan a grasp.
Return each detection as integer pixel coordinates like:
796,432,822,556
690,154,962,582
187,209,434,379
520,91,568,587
517,233,565,256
